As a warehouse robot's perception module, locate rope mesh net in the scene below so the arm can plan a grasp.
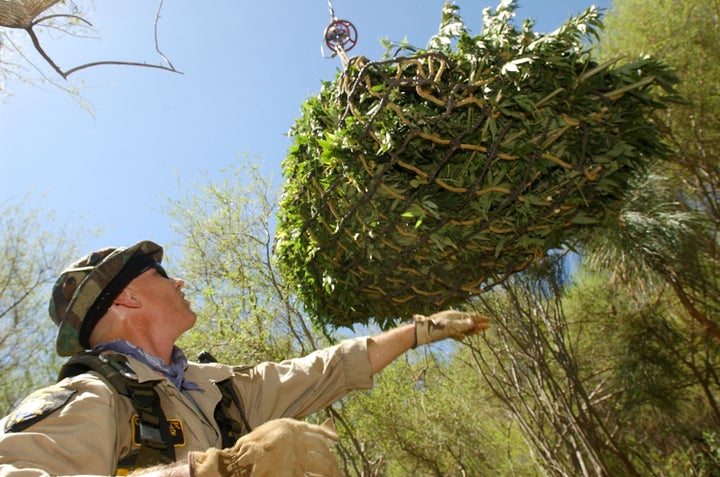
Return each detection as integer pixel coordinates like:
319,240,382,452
276,4,677,330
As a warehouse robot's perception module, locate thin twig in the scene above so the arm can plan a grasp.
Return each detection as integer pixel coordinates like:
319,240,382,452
153,0,175,70
30,13,91,28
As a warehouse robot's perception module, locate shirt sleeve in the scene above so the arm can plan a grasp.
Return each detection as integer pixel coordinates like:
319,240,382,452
0,376,120,477
232,336,374,428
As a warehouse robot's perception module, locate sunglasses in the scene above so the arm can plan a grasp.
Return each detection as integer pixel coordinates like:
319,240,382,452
141,261,169,279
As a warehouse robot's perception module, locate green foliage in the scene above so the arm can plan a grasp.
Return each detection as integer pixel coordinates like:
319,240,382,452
676,432,720,476
162,153,720,476
593,0,720,345
161,3,720,475
277,1,679,331
584,169,710,280
599,0,720,228
601,0,720,134
616,309,685,413
0,195,92,413
333,346,539,477
468,259,720,476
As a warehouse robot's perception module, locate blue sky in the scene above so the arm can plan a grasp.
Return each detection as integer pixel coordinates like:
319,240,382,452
0,0,610,260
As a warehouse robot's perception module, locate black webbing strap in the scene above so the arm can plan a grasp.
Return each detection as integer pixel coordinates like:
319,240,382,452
58,353,176,467
214,379,252,447
125,379,176,467
197,351,253,447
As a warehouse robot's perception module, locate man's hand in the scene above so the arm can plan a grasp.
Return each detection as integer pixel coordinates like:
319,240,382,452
413,310,490,347
188,418,341,477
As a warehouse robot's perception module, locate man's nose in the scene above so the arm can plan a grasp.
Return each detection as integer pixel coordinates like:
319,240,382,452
173,277,185,289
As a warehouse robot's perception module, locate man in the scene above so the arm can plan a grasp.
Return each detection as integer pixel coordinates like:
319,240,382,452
0,240,488,477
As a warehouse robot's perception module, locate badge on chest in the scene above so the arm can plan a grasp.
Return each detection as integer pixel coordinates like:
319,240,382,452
130,415,186,447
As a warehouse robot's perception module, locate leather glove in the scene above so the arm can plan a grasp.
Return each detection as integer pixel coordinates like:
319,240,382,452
188,418,342,477
413,309,490,347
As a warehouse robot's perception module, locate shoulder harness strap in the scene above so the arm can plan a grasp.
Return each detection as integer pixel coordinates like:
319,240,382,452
59,352,176,468
197,351,253,447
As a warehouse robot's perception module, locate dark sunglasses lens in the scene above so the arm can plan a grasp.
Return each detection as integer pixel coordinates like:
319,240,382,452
154,264,168,278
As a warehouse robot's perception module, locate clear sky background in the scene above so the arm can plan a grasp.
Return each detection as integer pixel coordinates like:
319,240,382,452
1,0,611,260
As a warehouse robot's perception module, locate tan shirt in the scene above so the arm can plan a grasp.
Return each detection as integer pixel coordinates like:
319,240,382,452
0,337,373,477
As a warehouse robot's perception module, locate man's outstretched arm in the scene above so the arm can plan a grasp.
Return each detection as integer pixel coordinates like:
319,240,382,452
367,310,490,375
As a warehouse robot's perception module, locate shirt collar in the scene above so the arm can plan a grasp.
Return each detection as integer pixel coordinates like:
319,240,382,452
93,340,201,390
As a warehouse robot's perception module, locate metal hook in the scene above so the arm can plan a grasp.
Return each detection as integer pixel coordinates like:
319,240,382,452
322,0,358,58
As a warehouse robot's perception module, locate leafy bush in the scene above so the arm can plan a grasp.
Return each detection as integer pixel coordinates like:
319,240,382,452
277,1,678,329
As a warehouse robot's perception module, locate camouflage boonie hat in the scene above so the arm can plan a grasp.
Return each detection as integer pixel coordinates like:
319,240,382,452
49,240,164,356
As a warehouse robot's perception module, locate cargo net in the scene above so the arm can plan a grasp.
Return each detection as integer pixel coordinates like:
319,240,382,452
277,5,676,330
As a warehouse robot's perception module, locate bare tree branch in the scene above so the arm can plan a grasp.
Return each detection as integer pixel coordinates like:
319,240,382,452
22,24,64,77
8,0,182,80
62,59,181,78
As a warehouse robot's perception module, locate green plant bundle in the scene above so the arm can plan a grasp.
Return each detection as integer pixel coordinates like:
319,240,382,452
276,1,678,330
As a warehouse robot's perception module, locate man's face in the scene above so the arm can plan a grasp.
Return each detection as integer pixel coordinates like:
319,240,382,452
128,266,197,337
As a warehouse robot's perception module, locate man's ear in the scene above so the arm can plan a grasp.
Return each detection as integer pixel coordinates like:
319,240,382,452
113,287,142,309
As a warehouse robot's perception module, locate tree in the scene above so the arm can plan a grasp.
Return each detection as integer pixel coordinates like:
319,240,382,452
468,256,720,476
593,0,720,342
0,195,93,412
333,346,539,477
582,167,720,345
469,258,647,476
600,0,720,221
571,4,720,470
164,162,324,365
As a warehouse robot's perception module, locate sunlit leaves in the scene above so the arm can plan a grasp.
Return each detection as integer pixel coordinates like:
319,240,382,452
277,1,677,330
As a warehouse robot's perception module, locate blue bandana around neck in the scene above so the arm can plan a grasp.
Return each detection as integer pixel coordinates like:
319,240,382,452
93,340,200,391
